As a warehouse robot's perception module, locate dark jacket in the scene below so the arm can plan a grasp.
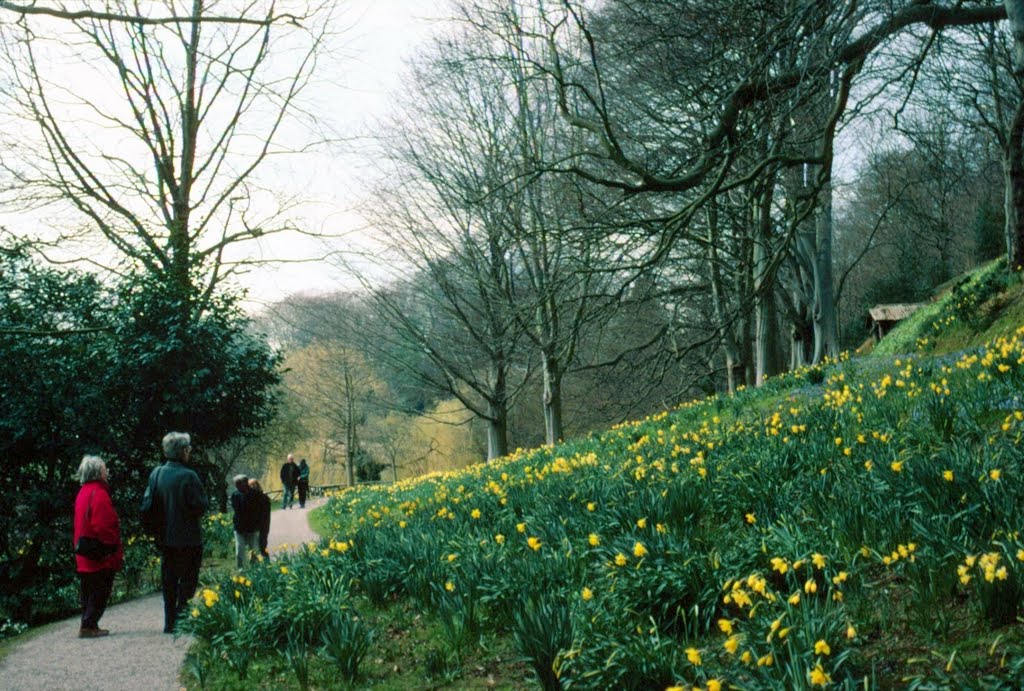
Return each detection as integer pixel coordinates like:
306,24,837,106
280,461,299,487
148,461,209,547
73,480,124,573
297,461,310,484
253,490,271,545
231,490,261,533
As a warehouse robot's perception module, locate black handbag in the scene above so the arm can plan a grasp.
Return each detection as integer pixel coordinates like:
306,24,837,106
74,489,117,560
74,535,117,559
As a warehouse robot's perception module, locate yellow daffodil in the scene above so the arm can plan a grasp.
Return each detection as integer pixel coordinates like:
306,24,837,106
814,639,831,656
943,470,953,482
633,542,648,558
810,664,831,686
527,536,542,551
718,618,733,635
581,587,593,601
615,553,628,567
685,647,702,665
589,533,600,546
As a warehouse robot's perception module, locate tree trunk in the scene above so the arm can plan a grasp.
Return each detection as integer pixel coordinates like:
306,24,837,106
811,182,838,364
707,204,741,393
344,361,356,486
486,354,509,460
1005,96,1024,272
486,407,508,460
753,181,781,386
541,351,563,445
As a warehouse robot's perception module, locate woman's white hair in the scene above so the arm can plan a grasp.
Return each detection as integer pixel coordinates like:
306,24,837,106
77,455,106,484
162,431,191,460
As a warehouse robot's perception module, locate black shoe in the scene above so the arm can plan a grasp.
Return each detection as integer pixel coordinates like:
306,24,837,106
79,628,109,638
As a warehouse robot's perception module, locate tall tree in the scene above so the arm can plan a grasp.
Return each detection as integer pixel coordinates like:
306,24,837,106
0,0,331,312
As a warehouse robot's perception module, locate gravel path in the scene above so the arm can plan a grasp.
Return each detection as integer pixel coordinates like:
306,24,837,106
0,499,325,691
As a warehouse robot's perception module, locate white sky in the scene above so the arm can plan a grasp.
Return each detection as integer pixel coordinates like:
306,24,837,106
0,0,450,313
232,0,450,311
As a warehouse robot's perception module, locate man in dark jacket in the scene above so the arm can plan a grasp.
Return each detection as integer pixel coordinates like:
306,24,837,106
280,454,299,509
230,474,260,567
142,431,209,634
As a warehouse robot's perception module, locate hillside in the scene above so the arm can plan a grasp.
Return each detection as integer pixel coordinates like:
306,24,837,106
182,265,1024,689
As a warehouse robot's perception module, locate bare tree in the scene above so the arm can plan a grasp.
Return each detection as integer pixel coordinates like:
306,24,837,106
0,0,333,314
483,0,1014,374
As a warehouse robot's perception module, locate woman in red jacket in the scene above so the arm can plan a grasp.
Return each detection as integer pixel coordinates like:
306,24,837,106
72,455,124,638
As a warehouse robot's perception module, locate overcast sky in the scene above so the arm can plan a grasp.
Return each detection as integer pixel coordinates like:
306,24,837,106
233,0,449,311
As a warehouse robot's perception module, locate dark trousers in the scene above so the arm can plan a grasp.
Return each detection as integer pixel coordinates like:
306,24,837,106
79,569,115,630
297,479,308,507
160,545,202,632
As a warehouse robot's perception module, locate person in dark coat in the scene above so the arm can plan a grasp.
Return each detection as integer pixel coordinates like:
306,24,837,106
73,455,123,638
248,478,272,559
142,431,209,634
230,474,260,568
279,454,299,509
296,458,310,508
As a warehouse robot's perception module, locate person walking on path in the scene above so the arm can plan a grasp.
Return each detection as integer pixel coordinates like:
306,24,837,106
230,474,260,568
296,458,310,508
73,455,123,639
248,478,272,558
279,453,299,509
141,431,209,634
0,496,326,691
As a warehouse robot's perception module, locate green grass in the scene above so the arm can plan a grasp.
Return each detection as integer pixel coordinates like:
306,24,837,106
307,504,330,538
181,596,530,690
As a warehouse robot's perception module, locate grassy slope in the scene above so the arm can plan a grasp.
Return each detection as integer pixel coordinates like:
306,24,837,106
183,266,1024,690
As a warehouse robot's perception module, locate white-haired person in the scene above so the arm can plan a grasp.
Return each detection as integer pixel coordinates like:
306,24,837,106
72,455,123,638
141,431,209,634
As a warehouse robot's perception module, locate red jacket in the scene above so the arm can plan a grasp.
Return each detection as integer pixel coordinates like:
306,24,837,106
73,480,124,573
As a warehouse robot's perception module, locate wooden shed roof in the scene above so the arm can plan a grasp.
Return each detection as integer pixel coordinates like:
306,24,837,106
868,303,925,322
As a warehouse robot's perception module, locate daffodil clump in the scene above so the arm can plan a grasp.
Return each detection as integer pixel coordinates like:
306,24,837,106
184,322,1024,688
